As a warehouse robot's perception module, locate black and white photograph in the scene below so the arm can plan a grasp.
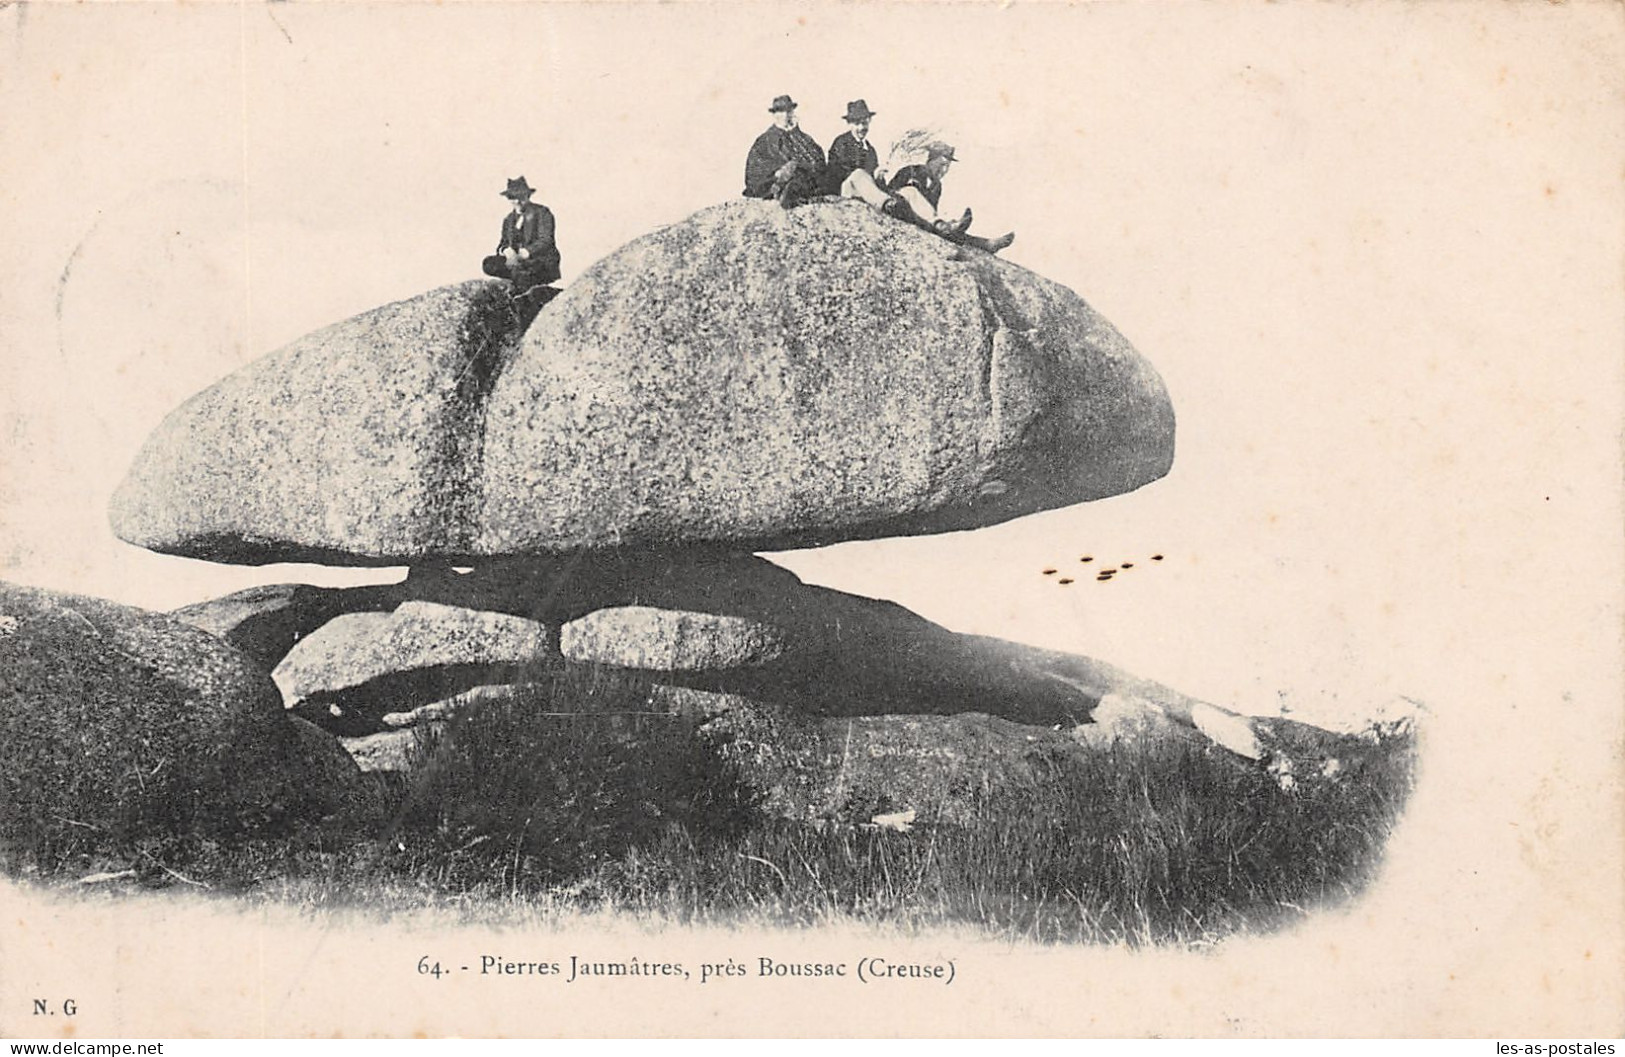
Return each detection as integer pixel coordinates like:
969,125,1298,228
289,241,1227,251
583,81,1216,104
0,0,1620,1040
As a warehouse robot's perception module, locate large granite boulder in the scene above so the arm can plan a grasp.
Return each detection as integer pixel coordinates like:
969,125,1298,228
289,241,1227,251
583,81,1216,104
112,199,1173,564
560,607,788,670
170,581,401,670
272,600,554,734
476,199,1175,553
0,581,344,848
111,280,527,565
288,716,381,824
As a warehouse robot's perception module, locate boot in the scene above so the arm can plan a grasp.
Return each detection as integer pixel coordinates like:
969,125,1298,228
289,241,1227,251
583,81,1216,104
933,209,972,237
964,231,1016,255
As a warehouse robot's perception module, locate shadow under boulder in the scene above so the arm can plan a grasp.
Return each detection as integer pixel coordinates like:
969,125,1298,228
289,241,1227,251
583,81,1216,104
165,552,1383,828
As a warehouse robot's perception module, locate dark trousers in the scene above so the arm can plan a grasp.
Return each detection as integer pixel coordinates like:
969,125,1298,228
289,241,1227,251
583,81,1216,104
774,167,822,209
483,255,556,294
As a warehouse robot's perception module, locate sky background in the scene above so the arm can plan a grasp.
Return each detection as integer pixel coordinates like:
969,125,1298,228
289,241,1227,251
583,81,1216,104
0,1,1621,1034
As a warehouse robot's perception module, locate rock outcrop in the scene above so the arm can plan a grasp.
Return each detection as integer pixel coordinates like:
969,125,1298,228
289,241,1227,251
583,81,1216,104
273,601,553,734
326,677,1374,827
288,716,381,824
186,554,1109,731
559,607,788,671
170,581,401,670
112,199,1173,565
0,581,351,844
163,548,1372,827
174,553,1156,729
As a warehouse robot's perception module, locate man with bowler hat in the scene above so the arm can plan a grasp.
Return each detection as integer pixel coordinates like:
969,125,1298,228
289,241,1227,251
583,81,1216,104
743,94,827,206
483,176,561,298
824,99,882,196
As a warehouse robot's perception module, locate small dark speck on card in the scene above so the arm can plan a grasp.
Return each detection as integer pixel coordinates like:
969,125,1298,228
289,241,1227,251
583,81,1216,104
1151,554,1164,561
1042,568,1057,575
1080,556,1094,563
1057,578,1074,585
1121,562,1134,569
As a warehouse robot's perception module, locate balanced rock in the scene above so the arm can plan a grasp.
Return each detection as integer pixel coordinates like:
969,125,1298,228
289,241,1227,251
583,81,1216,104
112,199,1173,564
0,581,342,845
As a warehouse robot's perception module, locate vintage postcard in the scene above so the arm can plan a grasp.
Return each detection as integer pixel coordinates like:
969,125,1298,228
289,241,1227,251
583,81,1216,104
1,0,1620,1039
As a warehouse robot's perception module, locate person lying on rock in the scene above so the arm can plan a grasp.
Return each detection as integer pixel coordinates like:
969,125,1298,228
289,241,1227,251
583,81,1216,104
844,140,1016,255
482,176,562,302
743,94,827,209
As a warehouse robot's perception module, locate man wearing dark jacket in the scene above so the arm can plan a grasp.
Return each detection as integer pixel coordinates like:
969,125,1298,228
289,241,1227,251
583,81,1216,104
483,176,561,295
824,99,881,196
887,150,949,218
743,95,826,207
887,142,1014,254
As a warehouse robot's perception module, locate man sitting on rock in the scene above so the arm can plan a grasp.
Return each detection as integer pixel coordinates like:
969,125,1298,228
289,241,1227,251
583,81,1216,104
824,99,883,196
482,176,562,304
743,95,827,209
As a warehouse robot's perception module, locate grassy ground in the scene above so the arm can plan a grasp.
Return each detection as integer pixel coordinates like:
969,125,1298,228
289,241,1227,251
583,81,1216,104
0,671,1418,946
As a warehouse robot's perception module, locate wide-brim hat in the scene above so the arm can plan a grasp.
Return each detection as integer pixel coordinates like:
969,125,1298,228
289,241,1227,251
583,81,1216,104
768,94,798,113
502,176,535,199
843,99,877,122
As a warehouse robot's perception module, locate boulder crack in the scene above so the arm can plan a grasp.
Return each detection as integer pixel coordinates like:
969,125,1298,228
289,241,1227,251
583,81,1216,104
437,288,533,553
